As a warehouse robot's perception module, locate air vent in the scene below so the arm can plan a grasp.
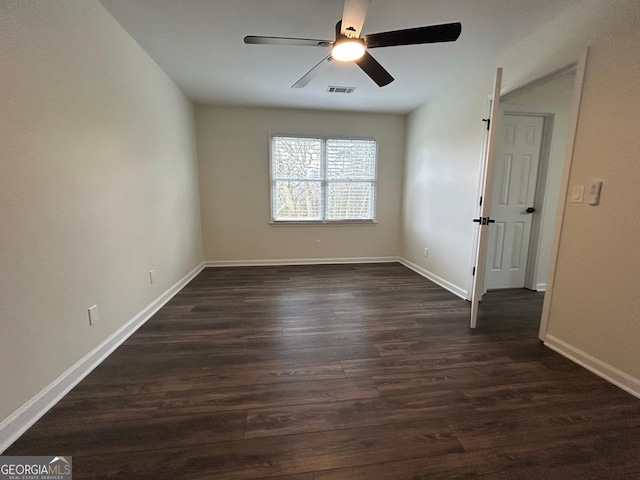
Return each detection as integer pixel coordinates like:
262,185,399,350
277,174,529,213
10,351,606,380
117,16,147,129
327,86,356,94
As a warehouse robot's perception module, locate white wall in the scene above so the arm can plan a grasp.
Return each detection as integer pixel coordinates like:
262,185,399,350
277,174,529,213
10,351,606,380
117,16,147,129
0,0,203,425
401,0,640,392
402,71,495,295
501,71,576,290
196,106,405,262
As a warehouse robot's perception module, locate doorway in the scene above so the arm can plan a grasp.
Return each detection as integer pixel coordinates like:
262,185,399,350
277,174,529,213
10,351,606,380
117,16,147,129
471,62,583,330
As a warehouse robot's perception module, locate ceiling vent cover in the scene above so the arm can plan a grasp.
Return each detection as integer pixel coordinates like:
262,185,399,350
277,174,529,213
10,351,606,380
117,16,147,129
327,86,356,94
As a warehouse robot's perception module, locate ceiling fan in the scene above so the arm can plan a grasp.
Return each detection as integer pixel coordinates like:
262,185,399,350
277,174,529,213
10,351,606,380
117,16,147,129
244,0,461,88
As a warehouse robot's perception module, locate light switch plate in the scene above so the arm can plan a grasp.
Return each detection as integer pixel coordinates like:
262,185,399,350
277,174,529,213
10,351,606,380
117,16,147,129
571,185,584,203
88,305,99,326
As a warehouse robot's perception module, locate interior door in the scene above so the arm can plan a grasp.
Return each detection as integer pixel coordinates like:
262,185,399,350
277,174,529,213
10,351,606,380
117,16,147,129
485,114,544,290
470,67,502,328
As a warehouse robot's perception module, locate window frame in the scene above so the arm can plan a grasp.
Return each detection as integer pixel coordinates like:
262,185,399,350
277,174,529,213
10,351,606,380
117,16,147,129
269,134,378,225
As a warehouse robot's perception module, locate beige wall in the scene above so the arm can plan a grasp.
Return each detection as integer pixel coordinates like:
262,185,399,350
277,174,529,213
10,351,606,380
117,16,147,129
0,0,203,424
545,9,640,381
196,106,405,262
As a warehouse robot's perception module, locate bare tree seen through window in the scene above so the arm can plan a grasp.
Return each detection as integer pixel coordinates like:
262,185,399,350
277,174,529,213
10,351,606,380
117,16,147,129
271,137,376,222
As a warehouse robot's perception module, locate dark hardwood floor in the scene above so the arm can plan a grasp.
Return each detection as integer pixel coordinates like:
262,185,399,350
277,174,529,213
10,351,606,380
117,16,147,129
5,263,640,479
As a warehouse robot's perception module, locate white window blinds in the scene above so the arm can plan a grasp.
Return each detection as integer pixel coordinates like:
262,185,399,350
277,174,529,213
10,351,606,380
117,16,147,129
325,139,376,220
271,136,377,222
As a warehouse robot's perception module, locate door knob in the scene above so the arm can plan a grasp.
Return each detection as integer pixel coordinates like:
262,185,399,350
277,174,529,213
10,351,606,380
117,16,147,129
525,207,536,214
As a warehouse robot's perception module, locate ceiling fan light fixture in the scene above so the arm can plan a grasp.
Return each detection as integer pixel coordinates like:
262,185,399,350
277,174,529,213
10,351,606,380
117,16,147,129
331,38,366,62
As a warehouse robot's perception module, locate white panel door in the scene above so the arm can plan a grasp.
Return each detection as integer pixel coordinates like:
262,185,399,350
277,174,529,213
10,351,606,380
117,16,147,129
485,114,544,290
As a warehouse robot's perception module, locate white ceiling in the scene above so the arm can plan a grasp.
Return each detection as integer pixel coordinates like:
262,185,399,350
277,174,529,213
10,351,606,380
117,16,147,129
99,0,581,114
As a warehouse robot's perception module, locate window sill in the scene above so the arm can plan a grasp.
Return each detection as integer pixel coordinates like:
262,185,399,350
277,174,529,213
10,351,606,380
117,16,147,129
270,220,377,226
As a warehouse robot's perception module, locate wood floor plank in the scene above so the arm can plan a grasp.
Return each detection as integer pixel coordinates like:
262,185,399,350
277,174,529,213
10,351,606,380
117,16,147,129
372,360,582,396
342,351,515,377
41,377,380,426
460,375,633,412
373,359,554,395
445,398,640,451
281,319,422,336
72,361,347,396
154,377,381,414
313,437,609,480
5,411,246,457
71,420,462,480
127,327,285,344
570,426,640,478
98,342,380,372
245,389,469,439
5,263,640,479
125,328,412,352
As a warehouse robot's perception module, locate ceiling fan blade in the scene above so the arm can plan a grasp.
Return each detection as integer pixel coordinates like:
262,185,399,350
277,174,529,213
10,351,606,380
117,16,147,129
354,51,394,87
341,0,371,37
364,22,462,48
244,36,331,47
292,55,333,88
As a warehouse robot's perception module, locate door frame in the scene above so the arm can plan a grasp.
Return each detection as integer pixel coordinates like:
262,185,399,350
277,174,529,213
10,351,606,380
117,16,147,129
538,48,589,340
467,48,589,337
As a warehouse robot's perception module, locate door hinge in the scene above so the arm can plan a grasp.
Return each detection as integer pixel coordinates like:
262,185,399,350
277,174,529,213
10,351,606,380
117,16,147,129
482,118,490,131
472,267,476,276
472,216,496,225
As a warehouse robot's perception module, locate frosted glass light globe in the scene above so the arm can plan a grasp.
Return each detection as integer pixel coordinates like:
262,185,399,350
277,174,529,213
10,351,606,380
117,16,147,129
332,39,366,62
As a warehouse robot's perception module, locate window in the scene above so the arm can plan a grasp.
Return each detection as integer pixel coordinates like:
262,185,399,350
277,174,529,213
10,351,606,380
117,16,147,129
270,136,377,222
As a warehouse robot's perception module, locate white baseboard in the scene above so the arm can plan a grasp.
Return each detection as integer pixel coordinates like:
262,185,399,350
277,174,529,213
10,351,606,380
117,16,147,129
544,334,640,399
205,257,400,268
398,258,468,300
536,283,547,292
0,262,205,454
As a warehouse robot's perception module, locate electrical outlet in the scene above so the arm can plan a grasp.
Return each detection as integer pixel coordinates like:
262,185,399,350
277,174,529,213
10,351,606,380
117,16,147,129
88,305,99,326
149,270,155,284
424,248,429,257
316,240,321,248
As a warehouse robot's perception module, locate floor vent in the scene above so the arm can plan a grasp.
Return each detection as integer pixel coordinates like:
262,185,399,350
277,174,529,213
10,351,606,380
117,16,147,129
327,86,356,94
